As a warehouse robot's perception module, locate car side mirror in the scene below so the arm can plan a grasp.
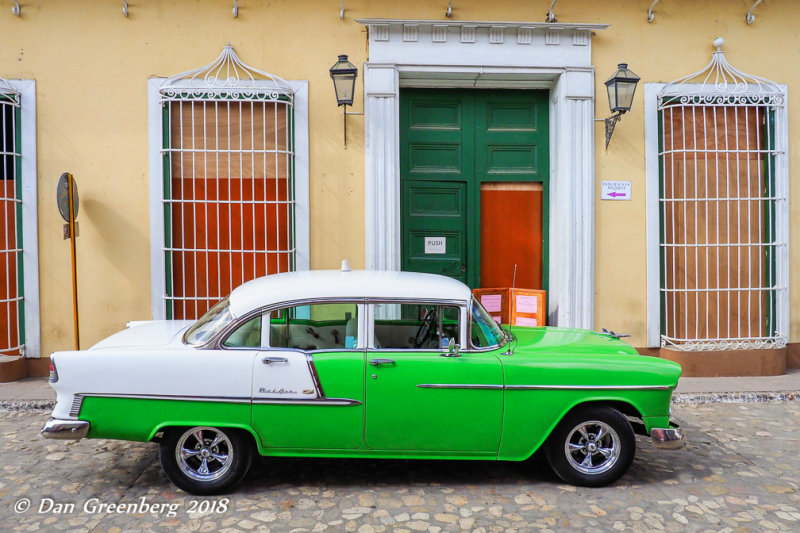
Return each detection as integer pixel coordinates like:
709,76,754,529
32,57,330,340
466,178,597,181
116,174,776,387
440,338,461,358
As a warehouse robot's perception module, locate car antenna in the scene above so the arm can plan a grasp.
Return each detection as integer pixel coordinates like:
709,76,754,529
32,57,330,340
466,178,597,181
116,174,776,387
512,263,517,289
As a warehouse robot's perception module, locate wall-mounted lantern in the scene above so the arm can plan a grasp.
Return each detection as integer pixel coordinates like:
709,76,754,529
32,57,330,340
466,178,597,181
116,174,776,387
601,63,641,149
329,54,360,146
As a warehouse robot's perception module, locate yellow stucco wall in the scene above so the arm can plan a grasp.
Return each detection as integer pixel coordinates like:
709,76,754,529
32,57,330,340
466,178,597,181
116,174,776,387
1,0,797,354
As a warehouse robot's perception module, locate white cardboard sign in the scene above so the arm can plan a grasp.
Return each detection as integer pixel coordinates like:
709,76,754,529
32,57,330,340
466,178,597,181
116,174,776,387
601,180,632,201
424,237,446,254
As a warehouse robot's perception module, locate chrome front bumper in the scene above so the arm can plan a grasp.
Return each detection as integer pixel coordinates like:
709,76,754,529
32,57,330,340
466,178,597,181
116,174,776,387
650,423,686,449
41,418,90,440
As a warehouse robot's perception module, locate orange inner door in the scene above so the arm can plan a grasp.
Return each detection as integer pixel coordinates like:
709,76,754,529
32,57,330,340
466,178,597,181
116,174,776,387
0,178,19,354
480,182,543,289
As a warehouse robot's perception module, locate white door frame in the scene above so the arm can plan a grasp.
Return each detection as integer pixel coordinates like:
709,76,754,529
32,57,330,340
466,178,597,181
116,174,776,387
358,19,606,329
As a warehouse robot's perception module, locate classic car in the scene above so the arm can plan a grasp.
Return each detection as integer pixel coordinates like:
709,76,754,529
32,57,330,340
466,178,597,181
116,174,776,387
42,265,684,494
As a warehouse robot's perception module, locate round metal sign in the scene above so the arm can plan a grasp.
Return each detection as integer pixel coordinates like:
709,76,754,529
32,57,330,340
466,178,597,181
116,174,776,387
57,173,79,222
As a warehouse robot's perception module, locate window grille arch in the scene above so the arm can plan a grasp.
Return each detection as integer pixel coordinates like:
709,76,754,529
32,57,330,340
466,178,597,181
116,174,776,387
648,38,788,351
156,44,299,320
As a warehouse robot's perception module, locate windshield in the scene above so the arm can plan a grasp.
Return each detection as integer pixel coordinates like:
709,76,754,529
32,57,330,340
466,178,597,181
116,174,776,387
469,297,507,349
184,298,234,345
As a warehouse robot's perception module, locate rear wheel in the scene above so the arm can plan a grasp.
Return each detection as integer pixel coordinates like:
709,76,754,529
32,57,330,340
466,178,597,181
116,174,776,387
159,426,251,495
545,406,635,487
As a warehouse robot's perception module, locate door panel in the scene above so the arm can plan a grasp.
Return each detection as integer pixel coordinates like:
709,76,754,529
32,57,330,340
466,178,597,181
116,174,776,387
476,95,545,181
250,350,365,450
365,350,503,453
402,181,468,282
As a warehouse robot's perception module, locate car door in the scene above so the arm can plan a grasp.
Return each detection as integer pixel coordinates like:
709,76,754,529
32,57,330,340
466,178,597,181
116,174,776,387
226,302,366,450
364,301,504,455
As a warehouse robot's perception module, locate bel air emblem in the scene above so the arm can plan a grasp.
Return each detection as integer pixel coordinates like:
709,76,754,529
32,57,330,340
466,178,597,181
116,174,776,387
258,388,298,394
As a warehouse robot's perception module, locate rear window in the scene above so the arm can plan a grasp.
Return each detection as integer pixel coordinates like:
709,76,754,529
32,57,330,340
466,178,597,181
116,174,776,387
184,298,234,345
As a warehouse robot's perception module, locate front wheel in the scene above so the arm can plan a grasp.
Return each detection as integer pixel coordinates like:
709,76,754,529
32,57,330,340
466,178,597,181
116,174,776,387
160,426,252,495
545,406,635,487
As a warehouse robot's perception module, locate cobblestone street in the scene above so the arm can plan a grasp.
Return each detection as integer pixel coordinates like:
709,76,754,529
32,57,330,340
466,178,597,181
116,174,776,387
2,402,799,532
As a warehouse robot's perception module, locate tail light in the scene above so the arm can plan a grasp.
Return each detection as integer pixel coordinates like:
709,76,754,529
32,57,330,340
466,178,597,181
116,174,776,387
49,358,58,383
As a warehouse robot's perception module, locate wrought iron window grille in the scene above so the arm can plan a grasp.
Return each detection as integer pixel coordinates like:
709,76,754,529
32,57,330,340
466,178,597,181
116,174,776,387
656,38,787,351
158,45,297,320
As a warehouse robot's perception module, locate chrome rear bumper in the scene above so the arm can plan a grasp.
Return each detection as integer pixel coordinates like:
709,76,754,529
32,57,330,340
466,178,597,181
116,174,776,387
650,423,686,449
41,418,90,440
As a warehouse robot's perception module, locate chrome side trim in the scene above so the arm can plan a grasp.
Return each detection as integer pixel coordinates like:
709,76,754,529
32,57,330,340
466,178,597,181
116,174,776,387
650,425,686,449
416,384,671,391
74,392,361,407
505,384,673,391
252,397,362,406
306,353,325,398
417,384,504,390
41,418,90,440
76,392,252,404
69,394,85,417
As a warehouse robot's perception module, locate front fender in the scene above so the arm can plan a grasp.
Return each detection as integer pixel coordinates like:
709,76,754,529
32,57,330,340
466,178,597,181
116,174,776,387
498,388,674,460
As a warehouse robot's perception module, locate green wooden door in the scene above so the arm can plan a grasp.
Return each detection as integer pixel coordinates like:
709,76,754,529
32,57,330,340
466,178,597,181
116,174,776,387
400,89,548,289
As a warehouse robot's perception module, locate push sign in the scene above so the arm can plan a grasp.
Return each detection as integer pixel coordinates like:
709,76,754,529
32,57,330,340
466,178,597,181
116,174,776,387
424,237,446,255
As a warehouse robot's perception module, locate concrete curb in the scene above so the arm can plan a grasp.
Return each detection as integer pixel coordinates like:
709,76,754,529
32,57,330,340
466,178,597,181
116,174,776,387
0,400,55,412
673,391,799,404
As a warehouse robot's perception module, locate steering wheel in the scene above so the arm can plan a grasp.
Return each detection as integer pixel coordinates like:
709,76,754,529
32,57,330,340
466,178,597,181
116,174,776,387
413,308,436,348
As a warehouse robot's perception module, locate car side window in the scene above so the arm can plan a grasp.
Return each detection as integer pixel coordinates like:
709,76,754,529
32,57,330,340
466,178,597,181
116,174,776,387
269,303,358,351
373,303,460,350
222,315,263,348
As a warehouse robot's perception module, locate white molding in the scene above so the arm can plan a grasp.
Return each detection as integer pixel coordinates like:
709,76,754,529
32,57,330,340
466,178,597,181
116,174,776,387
360,19,604,329
10,80,40,357
364,65,401,271
147,78,310,320
147,79,165,319
773,86,790,344
291,81,310,273
644,83,664,347
357,19,609,31
361,19,603,68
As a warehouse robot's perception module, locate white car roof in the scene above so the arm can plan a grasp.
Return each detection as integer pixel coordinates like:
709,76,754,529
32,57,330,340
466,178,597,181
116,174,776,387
228,269,473,318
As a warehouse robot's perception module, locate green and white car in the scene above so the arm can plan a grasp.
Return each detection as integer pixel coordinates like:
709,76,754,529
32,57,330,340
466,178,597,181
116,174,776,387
42,268,684,494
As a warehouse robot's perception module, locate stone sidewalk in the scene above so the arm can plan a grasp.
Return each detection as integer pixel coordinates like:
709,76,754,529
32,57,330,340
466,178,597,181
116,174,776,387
2,402,800,532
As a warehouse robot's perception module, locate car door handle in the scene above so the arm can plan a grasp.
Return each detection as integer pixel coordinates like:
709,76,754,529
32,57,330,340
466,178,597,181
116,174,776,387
369,358,395,366
262,356,288,365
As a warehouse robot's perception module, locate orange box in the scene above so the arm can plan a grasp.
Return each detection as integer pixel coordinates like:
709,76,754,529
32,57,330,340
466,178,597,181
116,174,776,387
473,287,546,327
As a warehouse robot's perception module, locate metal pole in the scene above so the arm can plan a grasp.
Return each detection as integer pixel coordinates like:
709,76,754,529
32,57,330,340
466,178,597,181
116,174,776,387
343,104,348,147
67,173,79,350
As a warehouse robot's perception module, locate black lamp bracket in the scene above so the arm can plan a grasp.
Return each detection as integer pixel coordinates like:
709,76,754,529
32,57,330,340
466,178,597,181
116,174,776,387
595,111,625,150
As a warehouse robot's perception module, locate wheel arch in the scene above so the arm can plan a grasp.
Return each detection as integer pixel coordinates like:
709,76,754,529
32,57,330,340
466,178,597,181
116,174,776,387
557,400,645,436
149,423,262,453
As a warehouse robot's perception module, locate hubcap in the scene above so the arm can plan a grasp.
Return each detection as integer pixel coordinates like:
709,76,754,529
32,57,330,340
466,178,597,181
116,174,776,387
176,427,234,482
564,420,621,475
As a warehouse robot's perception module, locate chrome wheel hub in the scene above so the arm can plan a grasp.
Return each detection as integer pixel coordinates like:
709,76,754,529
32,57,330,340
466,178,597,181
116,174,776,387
564,420,621,475
176,427,234,482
